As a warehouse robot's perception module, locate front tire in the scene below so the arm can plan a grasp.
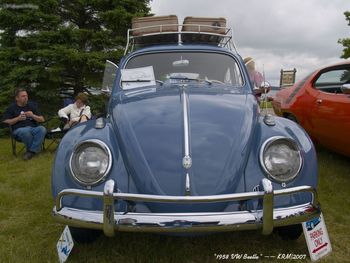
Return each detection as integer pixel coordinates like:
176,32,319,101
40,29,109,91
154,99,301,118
276,224,303,240
69,227,101,244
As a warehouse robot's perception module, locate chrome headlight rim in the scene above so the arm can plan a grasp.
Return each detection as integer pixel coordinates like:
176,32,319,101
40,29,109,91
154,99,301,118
259,136,302,183
69,139,112,186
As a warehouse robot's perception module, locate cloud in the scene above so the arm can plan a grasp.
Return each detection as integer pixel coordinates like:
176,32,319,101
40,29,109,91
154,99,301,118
150,0,349,85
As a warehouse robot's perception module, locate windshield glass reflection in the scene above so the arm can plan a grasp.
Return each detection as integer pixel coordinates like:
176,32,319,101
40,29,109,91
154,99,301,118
125,52,243,87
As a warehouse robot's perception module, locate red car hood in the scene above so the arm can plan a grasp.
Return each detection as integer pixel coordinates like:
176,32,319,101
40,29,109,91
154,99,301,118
272,84,300,116
274,86,295,104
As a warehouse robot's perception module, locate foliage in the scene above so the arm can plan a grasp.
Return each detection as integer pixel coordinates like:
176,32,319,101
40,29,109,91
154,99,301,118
88,93,109,117
338,11,350,59
0,140,349,262
0,0,151,115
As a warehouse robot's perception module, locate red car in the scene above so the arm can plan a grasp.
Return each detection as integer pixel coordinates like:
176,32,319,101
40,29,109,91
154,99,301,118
272,61,350,157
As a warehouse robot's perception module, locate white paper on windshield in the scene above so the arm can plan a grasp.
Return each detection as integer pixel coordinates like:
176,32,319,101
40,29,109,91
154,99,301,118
121,66,156,90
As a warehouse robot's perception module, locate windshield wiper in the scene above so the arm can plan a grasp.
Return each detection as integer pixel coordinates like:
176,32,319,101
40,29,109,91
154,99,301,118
121,79,151,83
156,80,164,85
168,77,212,85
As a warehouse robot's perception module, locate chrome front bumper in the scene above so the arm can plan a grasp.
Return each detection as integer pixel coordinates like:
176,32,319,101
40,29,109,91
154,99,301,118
53,179,321,237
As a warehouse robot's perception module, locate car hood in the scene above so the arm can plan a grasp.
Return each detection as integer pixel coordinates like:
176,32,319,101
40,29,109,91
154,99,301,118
110,86,258,197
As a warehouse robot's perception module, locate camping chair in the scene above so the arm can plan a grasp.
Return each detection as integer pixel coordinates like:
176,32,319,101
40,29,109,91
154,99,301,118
4,123,49,157
1,123,26,157
43,123,67,151
3,119,59,155
43,98,74,151
6,124,26,157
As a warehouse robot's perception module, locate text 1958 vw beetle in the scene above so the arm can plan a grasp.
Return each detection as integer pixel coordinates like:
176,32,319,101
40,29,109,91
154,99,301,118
52,16,321,243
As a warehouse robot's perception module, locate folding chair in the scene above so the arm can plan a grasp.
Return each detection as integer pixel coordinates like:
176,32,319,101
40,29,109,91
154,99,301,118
43,98,73,151
43,117,68,151
0,123,27,157
9,125,27,156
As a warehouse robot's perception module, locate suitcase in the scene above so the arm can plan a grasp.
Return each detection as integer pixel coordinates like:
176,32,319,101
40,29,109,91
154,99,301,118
182,17,226,34
131,15,179,36
182,17,227,44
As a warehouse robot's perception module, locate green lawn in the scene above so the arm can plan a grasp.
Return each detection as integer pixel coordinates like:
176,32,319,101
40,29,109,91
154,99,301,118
259,101,272,109
0,139,349,263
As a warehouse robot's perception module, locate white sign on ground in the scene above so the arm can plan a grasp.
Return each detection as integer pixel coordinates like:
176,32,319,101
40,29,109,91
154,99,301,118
57,226,74,263
302,213,332,262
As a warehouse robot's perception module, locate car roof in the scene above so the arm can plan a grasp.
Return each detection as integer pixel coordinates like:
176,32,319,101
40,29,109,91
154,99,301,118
318,60,350,70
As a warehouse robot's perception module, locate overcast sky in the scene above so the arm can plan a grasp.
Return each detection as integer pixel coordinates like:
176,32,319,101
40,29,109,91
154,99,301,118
150,0,349,86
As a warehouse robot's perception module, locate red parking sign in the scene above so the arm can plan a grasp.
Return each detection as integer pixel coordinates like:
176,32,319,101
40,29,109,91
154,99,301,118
302,213,332,261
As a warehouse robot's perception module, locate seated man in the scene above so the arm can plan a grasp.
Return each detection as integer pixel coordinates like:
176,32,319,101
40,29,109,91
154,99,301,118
58,92,91,130
2,88,46,160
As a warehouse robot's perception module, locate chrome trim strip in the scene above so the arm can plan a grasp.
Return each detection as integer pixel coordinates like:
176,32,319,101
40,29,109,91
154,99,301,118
185,173,191,195
182,88,192,193
182,88,191,158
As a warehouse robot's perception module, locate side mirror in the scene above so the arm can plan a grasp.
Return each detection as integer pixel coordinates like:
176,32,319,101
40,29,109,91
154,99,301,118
341,84,350,94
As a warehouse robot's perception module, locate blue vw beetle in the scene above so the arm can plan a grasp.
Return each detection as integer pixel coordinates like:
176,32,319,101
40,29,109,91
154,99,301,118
52,16,321,243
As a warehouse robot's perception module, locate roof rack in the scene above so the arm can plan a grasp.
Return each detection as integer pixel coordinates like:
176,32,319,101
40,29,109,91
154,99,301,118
124,16,237,55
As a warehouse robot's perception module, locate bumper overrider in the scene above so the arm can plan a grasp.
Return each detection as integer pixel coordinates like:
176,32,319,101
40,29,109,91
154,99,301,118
52,178,321,237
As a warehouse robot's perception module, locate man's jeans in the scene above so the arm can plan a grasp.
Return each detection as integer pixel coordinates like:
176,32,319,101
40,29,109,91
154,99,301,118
13,126,47,153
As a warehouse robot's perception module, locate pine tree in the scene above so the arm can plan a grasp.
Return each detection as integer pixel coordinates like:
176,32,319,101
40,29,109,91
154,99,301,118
338,11,350,59
0,0,150,114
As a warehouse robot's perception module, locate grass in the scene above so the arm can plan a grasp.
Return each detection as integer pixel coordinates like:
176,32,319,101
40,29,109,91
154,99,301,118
259,101,272,108
0,139,349,263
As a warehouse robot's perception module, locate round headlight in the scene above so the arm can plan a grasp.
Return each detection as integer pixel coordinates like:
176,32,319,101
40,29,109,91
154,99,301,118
260,137,302,183
69,140,112,186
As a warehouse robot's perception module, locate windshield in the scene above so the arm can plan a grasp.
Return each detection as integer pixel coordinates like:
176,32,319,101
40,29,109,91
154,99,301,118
124,52,243,86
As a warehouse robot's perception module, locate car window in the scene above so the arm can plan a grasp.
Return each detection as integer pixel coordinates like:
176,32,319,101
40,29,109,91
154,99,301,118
314,67,350,93
125,52,243,86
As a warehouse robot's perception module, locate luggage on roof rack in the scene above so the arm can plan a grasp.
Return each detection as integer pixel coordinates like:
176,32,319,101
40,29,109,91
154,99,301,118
130,15,179,47
125,15,236,54
131,15,179,36
182,17,227,34
182,17,227,45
